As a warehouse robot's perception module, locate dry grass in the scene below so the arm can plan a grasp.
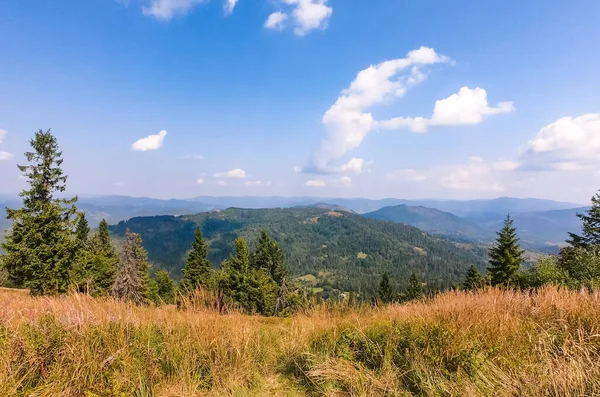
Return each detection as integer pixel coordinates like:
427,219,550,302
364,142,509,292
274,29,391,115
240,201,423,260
1,287,600,396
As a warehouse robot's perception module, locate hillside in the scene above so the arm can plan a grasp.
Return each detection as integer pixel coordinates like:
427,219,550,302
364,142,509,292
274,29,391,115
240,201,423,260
364,205,494,242
109,208,487,295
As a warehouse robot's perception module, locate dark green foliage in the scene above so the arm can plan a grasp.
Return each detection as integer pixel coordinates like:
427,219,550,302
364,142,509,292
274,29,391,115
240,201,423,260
1,130,78,295
180,228,213,293
567,191,600,247
557,245,600,289
112,230,151,304
462,265,484,290
75,214,90,245
377,273,393,303
405,273,423,301
487,215,524,286
252,230,287,285
110,208,486,297
154,270,176,305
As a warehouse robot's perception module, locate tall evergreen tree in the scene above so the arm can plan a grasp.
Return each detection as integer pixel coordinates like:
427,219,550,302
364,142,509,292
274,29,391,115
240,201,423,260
567,191,600,247
180,227,213,292
406,273,423,301
253,231,287,285
1,130,78,295
96,219,115,256
487,215,524,286
75,213,90,245
111,230,151,304
463,265,484,290
154,270,176,305
378,273,394,303
219,237,261,313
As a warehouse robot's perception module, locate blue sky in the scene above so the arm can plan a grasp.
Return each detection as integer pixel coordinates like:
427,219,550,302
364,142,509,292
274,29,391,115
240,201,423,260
0,0,599,202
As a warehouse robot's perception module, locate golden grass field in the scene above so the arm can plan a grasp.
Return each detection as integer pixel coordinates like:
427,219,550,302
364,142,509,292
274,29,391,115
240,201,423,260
1,287,600,396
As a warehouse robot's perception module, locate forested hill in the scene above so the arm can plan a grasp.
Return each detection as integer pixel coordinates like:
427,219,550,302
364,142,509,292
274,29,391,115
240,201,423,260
109,207,487,295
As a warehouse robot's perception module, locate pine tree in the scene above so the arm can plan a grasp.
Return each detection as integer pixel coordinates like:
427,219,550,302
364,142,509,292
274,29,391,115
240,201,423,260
219,237,261,313
253,231,287,285
111,230,151,304
567,191,600,247
377,273,394,303
96,219,116,256
1,130,78,295
180,227,213,293
406,273,423,301
75,213,90,245
487,214,524,286
463,265,484,290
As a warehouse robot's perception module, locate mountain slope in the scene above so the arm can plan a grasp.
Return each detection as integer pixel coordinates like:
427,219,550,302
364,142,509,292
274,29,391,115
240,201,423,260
109,208,487,295
364,205,494,242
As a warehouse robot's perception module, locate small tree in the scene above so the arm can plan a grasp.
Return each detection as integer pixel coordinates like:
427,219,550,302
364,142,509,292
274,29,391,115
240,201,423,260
75,213,90,245
462,265,484,291
180,227,213,293
487,215,524,286
112,230,151,304
218,237,261,313
377,273,394,303
253,231,287,285
405,273,423,301
1,130,78,295
567,191,600,247
154,270,176,305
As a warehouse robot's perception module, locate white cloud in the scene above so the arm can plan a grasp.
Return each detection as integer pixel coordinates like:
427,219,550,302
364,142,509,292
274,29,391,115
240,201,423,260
142,0,206,21
310,47,450,173
224,0,238,14
245,180,271,186
264,11,288,30
132,130,167,152
386,168,427,182
0,129,6,144
521,114,600,171
305,179,325,187
380,87,514,133
285,0,332,36
492,160,520,172
214,168,247,178
0,151,14,161
334,176,352,187
217,180,227,186
178,154,204,160
196,178,205,184
336,158,369,174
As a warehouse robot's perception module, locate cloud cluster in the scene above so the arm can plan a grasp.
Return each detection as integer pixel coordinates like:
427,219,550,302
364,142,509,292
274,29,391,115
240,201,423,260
308,47,450,174
265,0,332,36
224,0,238,14
521,114,600,171
132,130,167,151
0,129,14,161
380,87,514,133
214,168,247,178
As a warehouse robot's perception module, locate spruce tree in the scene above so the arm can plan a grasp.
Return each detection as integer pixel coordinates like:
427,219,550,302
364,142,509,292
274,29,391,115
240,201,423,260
567,191,600,247
1,130,78,295
180,227,213,292
154,270,176,304
463,265,484,290
253,231,287,285
406,273,423,301
111,230,151,304
487,215,524,286
75,213,90,245
219,237,261,313
377,273,393,303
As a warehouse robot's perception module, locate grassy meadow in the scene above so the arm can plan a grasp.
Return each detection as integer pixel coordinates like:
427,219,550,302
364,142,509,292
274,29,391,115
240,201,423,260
1,287,600,396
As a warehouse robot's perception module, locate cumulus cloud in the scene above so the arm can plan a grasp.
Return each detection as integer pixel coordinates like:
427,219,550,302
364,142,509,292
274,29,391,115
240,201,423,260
132,130,167,151
380,87,514,133
142,0,206,21
441,157,506,192
224,0,238,14
308,47,450,173
245,180,271,186
521,114,600,171
386,168,427,182
305,179,325,187
214,168,247,178
492,160,520,172
264,11,288,30
196,178,205,184
334,176,352,187
217,180,227,186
